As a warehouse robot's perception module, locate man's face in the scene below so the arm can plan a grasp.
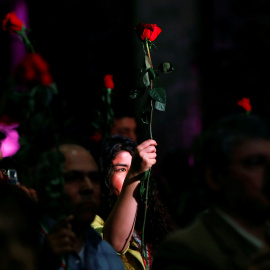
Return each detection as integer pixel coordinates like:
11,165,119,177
111,117,137,142
218,139,270,221
60,144,100,225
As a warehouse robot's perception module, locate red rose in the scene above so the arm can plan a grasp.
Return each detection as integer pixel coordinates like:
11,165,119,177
237,97,252,112
14,53,53,86
135,23,162,42
2,11,24,34
89,130,102,142
104,74,114,90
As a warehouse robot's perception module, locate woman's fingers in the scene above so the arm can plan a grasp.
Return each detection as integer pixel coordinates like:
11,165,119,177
137,139,157,150
128,139,158,177
146,152,157,160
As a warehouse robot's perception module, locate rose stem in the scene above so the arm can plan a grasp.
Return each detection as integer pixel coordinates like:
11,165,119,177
141,40,154,265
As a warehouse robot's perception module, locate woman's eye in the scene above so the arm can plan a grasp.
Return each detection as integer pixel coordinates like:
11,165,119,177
115,168,126,172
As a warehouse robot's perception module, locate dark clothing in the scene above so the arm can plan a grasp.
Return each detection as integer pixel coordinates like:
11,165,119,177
39,216,125,270
152,207,266,270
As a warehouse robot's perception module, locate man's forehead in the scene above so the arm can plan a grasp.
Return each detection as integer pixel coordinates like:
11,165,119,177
60,143,84,152
114,117,136,127
60,144,98,171
233,139,270,158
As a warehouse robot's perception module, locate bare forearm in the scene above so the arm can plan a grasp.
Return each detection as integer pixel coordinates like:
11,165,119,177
103,173,140,253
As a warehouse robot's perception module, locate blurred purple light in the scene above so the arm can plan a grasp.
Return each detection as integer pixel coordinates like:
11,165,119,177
0,124,20,158
11,0,29,70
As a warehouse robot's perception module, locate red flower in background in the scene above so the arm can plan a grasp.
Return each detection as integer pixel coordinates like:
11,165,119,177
135,23,162,42
89,130,102,142
14,53,53,86
104,74,114,90
237,97,252,112
2,11,24,33
0,114,19,125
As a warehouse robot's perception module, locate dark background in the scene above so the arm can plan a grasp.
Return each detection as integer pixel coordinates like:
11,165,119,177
2,0,270,225
2,0,270,138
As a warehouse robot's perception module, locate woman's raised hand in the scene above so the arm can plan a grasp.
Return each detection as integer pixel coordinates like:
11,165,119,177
128,139,157,177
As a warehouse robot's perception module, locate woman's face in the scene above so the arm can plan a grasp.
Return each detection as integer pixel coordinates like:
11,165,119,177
111,150,132,194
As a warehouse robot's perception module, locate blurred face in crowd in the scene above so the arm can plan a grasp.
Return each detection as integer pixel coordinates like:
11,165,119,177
111,117,137,142
215,139,270,222
60,144,100,225
111,151,132,194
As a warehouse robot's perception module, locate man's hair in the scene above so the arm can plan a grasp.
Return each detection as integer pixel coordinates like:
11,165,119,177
113,111,136,120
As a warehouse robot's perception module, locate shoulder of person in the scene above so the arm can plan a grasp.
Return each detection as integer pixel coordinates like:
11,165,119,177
91,214,105,236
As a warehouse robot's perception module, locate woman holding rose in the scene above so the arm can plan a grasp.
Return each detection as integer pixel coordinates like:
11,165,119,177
91,135,177,270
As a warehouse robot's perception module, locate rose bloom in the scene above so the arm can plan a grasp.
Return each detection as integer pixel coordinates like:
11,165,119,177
104,74,114,90
237,97,252,112
135,23,162,42
2,11,24,34
14,53,53,87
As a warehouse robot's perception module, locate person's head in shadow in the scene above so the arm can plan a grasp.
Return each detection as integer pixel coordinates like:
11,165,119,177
0,182,40,270
110,110,137,143
36,141,100,230
193,112,270,224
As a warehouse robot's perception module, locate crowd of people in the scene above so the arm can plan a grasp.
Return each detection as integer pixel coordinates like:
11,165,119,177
1,111,270,270
2,6,270,270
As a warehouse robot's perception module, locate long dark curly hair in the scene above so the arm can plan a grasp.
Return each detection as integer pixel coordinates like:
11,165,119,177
96,135,177,254
97,135,136,220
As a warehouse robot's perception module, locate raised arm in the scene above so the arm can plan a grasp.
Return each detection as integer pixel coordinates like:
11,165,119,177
102,139,157,253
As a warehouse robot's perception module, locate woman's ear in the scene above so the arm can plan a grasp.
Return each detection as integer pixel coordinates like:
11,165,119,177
205,167,221,191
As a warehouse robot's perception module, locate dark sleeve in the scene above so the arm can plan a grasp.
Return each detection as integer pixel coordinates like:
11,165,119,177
152,240,217,270
39,235,62,270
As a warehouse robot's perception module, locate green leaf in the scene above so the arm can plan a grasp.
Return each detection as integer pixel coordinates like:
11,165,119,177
138,94,152,125
9,92,27,104
148,87,166,104
47,191,62,199
140,182,145,200
140,170,150,201
50,177,62,185
29,86,39,97
29,98,35,112
107,112,113,122
145,55,152,70
141,111,151,124
152,74,160,88
107,88,112,95
30,113,49,131
142,94,152,111
43,88,53,106
50,83,58,94
155,101,166,111
143,72,150,87
148,68,156,80
92,118,103,129
129,88,145,99
158,62,175,73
